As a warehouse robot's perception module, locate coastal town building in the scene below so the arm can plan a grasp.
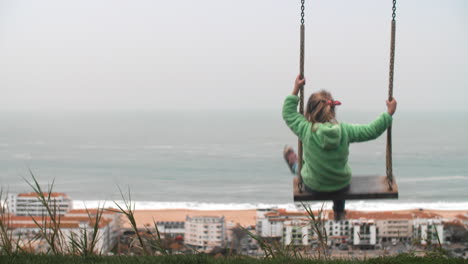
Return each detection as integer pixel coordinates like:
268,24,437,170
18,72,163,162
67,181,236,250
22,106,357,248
325,218,351,247
226,223,257,254
184,216,226,252
67,208,122,252
376,217,413,244
413,218,444,245
257,209,355,247
256,208,283,239
341,211,413,245
283,219,314,246
455,214,468,228
7,192,72,216
156,221,185,239
255,209,453,250
7,209,120,253
239,225,258,253
351,219,377,249
257,208,328,246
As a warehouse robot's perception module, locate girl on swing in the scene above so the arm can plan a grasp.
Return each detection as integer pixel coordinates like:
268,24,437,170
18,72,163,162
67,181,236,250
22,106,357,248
283,75,397,221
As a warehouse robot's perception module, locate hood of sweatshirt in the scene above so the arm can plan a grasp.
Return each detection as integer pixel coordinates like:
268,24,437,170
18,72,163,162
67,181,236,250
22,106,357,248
314,123,342,150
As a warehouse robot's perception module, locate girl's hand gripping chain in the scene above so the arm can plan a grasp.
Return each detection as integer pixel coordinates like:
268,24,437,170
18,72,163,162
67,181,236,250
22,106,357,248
292,75,306,96
386,98,397,116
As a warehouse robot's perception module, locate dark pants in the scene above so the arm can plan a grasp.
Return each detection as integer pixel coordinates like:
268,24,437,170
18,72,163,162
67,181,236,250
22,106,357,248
303,184,349,213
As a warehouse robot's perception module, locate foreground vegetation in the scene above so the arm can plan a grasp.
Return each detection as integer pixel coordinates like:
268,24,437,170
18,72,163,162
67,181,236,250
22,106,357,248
0,254,467,264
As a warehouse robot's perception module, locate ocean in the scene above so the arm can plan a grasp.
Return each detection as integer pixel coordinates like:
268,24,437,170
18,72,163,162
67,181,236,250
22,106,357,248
0,110,467,211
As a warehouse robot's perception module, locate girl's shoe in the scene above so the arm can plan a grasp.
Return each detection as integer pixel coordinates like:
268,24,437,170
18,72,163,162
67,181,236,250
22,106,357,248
283,145,298,174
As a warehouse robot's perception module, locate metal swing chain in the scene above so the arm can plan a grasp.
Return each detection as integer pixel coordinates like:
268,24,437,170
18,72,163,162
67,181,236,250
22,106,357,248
299,0,305,114
386,0,396,190
300,0,305,25
297,0,305,193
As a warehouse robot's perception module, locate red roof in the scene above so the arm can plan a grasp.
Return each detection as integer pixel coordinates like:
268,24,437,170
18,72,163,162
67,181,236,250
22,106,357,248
9,223,80,229
18,192,69,198
337,211,413,220
11,216,90,222
410,211,442,219
68,208,118,215
263,209,442,221
8,215,114,229
264,211,309,218
455,214,468,220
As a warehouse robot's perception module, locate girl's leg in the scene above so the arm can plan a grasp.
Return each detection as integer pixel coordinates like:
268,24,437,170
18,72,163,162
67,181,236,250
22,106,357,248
333,200,345,212
283,146,298,174
333,200,346,221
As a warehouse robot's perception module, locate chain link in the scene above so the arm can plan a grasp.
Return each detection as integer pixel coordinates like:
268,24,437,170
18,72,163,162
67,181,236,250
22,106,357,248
392,0,396,21
301,0,305,25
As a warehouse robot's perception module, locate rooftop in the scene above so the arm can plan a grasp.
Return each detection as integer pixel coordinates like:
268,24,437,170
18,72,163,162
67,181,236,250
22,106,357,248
68,208,119,215
17,192,69,199
8,215,114,229
335,211,414,220
9,223,80,229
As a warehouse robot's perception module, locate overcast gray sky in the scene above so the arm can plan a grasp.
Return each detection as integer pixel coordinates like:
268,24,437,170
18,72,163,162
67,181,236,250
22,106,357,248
0,0,466,111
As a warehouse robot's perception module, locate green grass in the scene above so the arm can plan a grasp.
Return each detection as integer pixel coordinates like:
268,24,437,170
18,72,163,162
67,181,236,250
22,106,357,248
0,254,466,264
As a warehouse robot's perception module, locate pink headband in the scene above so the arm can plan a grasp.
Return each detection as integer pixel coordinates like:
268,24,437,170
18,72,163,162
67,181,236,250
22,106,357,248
327,100,342,106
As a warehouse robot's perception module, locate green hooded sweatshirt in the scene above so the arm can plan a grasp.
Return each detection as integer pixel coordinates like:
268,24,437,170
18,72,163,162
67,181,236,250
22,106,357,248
282,95,393,192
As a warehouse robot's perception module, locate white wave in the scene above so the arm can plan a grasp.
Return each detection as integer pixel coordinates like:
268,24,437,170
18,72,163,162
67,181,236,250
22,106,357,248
398,176,468,183
73,200,468,211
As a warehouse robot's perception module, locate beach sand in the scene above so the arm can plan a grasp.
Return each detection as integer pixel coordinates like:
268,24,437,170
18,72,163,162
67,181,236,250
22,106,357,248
123,209,257,229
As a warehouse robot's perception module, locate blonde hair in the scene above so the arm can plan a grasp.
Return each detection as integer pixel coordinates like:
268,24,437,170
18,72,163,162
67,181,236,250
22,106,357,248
305,90,337,126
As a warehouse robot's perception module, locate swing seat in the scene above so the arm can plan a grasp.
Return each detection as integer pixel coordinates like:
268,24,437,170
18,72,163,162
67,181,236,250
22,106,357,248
293,175,398,201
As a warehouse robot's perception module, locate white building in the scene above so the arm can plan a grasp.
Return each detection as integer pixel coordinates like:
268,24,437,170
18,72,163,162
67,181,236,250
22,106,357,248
413,218,444,245
257,209,331,247
256,208,282,238
352,219,377,248
184,216,225,252
283,219,314,246
256,209,311,240
7,192,72,216
325,217,351,247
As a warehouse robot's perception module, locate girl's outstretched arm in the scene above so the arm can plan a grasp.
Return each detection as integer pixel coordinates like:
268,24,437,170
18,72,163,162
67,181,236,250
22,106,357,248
282,75,310,140
343,98,397,143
